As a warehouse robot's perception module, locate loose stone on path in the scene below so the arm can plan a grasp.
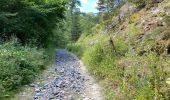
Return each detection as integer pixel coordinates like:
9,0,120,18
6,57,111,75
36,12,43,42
14,50,103,100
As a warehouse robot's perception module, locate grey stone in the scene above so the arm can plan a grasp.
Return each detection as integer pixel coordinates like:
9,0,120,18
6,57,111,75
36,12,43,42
33,50,86,100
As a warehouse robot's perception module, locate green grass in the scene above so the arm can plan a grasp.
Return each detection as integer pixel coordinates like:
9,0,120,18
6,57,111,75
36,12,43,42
127,23,141,37
72,34,129,99
66,43,83,57
67,6,170,98
68,29,170,99
0,39,48,99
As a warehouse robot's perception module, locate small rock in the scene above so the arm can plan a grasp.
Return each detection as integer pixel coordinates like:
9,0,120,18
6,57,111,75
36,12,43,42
35,93,44,97
35,88,41,92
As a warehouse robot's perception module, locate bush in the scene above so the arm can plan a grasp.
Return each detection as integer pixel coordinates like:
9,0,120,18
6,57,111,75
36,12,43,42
0,39,47,99
80,36,130,99
67,43,83,57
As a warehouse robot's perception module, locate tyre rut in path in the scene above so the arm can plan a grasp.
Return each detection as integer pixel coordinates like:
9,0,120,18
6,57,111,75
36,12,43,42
33,50,103,100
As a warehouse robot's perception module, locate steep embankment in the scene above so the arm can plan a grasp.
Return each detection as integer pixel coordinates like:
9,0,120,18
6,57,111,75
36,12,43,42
14,50,103,100
68,0,170,99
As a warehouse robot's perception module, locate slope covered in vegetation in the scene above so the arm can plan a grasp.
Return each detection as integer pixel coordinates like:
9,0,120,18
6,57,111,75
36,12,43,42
0,0,68,99
68,0,170,99
2,0,170,99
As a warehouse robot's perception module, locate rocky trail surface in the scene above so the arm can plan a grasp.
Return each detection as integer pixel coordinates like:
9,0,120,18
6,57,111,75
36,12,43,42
14,50,103,100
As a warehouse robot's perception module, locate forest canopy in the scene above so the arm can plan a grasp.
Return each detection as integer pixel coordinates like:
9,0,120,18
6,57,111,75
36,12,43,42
0,0,66,47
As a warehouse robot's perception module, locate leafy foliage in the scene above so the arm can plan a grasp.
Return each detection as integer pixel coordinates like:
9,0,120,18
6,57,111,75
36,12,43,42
80,13,99,34
0,0,67,47
67,43,83,57
97,0,123,12
0,0,68,98
0,39,47,99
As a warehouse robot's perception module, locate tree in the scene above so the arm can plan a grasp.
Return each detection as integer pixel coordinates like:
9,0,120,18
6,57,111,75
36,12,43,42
97,0,107,12
0,0,67,47
68,0,82,41
71,9,82,41
70,0,81,14
79,13,99,34
97,0,124,12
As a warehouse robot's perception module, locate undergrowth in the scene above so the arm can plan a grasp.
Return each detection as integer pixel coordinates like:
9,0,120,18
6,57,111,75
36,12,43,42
67,27,170,99
0,39,48,99
67,1,170,99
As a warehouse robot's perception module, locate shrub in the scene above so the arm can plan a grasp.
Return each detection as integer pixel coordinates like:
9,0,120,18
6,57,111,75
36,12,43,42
81,36,129,99
82,42,116,80
114,38,129,55
0,39,47,99
67,43,83,57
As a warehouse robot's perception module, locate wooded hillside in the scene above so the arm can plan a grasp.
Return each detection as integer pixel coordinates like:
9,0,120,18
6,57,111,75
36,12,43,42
1,0,170,99
68,0,170,99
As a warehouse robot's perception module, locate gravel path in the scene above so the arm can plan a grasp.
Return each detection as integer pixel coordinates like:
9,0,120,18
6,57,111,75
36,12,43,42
27,50,103,100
